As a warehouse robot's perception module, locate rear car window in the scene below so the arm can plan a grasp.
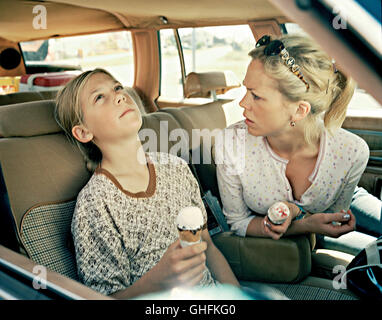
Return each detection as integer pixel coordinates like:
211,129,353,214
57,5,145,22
19,31,134,86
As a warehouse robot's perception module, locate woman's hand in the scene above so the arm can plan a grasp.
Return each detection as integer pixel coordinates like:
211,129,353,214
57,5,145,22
261,201,301,240
147,239,207,291
262,214,293,240
303,209,356,238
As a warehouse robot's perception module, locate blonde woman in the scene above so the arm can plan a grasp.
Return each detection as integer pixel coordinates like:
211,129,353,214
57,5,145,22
55,69,239,298
216,34,369,242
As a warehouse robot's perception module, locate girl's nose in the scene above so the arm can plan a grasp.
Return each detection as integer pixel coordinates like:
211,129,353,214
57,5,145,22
116,93,126,105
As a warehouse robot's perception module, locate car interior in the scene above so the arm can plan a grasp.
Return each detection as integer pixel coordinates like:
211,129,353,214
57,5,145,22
0,0,381,300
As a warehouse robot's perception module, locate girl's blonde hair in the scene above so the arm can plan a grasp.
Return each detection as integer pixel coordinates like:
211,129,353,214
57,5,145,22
249,34,356,145
54,68,117,171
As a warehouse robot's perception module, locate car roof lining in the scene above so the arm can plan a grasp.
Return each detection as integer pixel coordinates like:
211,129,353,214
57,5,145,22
0,0,288,42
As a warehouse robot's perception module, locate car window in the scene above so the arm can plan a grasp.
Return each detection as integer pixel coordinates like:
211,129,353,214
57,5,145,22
19,31,134,86
158,25,254,124
160,25,255,100
284,22,382,116
159,29,184,100
178,25,255,81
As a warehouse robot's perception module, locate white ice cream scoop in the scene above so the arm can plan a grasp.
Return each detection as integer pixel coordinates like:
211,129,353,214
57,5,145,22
176,206,204,247
176,206,204,230
267,202,290,225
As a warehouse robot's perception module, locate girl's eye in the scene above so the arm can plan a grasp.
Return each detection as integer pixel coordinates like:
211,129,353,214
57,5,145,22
95,94,103,102
115,84,123,91
251,92,261,100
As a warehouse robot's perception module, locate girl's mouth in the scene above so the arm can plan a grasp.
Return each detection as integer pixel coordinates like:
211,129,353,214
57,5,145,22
119,108,133,118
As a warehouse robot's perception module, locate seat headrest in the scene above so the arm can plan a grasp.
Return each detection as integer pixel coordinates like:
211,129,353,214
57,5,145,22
184,71,241,98
0,90,58,107
0,87,146,138
0,100,61,138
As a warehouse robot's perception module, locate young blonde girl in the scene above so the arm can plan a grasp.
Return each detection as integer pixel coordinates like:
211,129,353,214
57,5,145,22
54,69,239,298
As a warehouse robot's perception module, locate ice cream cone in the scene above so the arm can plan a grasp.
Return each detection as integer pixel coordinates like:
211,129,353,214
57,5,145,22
176,206,204,247
267,202,290,225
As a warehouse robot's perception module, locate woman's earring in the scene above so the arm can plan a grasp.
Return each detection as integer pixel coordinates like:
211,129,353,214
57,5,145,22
290,121,296,127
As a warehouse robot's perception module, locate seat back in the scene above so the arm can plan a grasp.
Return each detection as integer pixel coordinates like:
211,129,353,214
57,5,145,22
0,90,58,106
161,70,242,201
140,109,187,157
0,100,91,279
184,71,240,99
161,101,228,200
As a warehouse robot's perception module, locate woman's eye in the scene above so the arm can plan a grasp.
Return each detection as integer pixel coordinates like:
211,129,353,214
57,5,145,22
115,84,123,91
251,92,261,100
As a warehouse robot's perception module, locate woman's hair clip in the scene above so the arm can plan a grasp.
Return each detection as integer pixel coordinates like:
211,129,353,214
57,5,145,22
255,35,310,92
332,60,338,73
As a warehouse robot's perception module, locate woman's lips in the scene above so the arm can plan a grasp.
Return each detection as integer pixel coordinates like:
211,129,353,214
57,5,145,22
119,108,133,118
243,114,254,125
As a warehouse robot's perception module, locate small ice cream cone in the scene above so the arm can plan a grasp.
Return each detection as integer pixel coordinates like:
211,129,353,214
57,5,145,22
176,206,204,247
267,202,290,225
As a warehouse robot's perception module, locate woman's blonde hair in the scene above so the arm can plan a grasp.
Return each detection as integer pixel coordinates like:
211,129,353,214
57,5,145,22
249,34,356,145
54,68,117,171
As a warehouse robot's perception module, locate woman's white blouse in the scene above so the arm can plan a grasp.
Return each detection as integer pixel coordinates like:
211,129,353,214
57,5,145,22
215,120,369,237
